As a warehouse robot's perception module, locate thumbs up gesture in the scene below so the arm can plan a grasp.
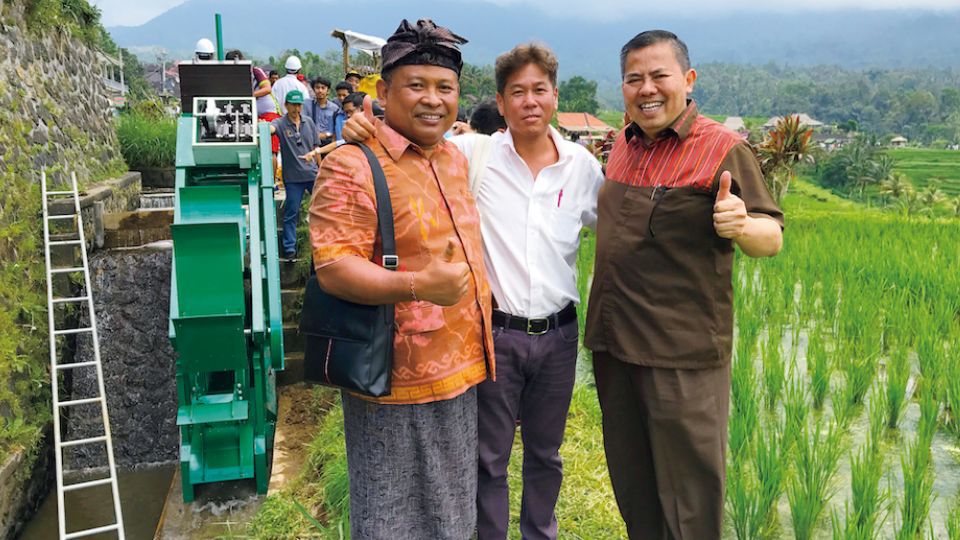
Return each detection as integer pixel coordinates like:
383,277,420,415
341,95,377,143
713,171,748,239
413,238,471,306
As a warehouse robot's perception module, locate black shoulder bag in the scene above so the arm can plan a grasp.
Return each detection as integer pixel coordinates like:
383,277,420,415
299,142,396,397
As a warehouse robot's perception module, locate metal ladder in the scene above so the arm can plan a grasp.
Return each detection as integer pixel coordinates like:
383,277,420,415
41,171,126,539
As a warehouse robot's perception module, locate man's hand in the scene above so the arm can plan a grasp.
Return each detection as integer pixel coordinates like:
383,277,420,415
341,95,377,143
413,238,470,306
713,171,748,239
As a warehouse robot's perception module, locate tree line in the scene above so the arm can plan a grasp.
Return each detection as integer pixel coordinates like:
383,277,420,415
692,63,960,145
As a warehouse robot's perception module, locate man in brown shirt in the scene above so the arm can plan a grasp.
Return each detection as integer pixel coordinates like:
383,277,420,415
583,30,783,539
308,19,493,539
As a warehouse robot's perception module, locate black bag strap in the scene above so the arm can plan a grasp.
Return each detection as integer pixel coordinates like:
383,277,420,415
348,142,398,270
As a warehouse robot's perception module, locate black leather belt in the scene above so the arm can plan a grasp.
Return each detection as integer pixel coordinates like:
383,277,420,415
492,303,577,335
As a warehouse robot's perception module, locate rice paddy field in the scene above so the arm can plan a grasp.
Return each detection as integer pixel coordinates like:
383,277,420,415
250,189,960,539
887,147,960,196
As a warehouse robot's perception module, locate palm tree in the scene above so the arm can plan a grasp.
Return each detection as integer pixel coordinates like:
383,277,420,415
917,184,946,215
895,187,922,217
879,173,912,202
757,115,815,203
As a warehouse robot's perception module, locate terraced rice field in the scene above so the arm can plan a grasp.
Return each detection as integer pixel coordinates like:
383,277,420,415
888,147,960,196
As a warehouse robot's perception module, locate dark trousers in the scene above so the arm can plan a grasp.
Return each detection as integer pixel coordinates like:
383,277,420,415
592,352,731,540
476,318,579,540
282,181,312,254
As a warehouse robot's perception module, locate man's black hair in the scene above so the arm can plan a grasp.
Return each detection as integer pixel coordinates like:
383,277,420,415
620,30,691,77
225,49,243,60
268,70,278,77
312,76,332,89
342,91,366,109
335,81,353,93
470,100,506,135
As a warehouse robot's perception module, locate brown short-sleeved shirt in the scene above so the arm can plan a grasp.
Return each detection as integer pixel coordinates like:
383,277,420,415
308,120,495,404
584,101,783,369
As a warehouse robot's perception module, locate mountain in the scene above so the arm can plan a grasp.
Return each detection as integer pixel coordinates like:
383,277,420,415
108,0,960,104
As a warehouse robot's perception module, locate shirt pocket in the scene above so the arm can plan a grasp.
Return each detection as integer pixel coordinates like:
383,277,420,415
394,301,446,336
547,206,583,255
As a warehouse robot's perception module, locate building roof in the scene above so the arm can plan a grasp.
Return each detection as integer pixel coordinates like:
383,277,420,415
763,113,824,129
891,136,908,143
556,112,614,134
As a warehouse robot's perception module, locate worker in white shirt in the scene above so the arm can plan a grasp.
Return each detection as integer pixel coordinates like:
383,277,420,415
271,55,310,115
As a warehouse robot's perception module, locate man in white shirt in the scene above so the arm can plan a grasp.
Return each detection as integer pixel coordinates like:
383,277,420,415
342,43,602,540
271,55,309,115
466,43,602,540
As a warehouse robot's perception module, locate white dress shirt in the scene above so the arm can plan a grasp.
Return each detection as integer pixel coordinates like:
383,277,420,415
452,126,603,318
271,74,309,115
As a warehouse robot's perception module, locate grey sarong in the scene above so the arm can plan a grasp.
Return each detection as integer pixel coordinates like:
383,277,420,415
342,387,478,540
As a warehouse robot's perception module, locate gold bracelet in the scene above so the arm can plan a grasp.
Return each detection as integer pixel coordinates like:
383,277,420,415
409,272,418,302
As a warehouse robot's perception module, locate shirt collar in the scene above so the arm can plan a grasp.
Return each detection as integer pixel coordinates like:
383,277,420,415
496,125,572,164
625,99,698,144
374,119,453,163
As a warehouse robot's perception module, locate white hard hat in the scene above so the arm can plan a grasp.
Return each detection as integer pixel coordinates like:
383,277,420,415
195,38,215,55
284,56,302,72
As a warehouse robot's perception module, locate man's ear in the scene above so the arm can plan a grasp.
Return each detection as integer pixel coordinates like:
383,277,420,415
376,78,389,108
685,68,697,94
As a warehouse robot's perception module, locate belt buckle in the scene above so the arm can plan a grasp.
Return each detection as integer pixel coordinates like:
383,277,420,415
526,318,549,335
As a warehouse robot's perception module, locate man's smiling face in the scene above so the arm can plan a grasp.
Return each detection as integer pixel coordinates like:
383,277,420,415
621,41,696,140
378,64,460,151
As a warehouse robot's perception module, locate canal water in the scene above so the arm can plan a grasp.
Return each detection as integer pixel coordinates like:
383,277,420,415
19,464,174,539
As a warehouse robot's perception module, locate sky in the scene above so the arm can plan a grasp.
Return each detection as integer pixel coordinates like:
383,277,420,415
92,0,960,27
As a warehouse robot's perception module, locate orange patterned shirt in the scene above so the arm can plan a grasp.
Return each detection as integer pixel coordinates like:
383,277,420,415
308,120,495,405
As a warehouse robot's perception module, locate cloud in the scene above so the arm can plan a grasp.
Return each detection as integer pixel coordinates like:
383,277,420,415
91,0,188,27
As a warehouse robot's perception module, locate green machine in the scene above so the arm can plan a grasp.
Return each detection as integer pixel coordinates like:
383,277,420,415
169,57,284,502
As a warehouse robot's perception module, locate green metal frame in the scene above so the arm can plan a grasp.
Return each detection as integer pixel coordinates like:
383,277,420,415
169,116,283,502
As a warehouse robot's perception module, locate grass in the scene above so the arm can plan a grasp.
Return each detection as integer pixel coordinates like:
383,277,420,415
115,110,177,169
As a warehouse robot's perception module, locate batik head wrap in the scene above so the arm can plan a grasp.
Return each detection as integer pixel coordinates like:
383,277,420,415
380,19,468,77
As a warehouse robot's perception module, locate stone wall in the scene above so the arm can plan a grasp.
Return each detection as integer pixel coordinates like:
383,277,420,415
67,242,179,469
0,3,125,188
0,4,129,537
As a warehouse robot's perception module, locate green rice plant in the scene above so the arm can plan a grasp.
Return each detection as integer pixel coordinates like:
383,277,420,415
730,345,760,459
915,334,944,400
866,387,886,456
808,328,831,410
947,494,960,540
787,420,845,540
895,436,935,540
917,384,939,450
832,383,857,429
944,347,960,438
841,348,877,410
762,326,786,410
849,443,887,538
753,422,786,535
726,460,761,540
885,345,911,430
783,372,809,452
